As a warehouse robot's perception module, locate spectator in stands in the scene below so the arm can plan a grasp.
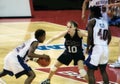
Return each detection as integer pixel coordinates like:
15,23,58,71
81,0,109,22
107,1,120,27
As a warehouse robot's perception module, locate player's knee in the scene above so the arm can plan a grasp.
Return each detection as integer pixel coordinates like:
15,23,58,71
32,73,36,79
28,71,36,79
30,73,36,79
50,65,57,72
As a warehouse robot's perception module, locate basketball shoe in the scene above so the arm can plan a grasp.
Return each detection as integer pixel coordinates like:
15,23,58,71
79,69,87,77
109,60,120,68
41,79,50,84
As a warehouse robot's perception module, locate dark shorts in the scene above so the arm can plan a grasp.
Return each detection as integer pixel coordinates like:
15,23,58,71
57,50,85,65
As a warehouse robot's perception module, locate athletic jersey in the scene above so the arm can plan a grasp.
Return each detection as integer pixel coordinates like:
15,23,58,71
14,38,38,61
88,0,109,21
89,0,108,7
64,29,83,54
92,18,109,45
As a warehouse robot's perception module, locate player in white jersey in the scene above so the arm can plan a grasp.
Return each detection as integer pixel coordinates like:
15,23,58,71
82,0,109,21
84,6,111,84
0,29,49,84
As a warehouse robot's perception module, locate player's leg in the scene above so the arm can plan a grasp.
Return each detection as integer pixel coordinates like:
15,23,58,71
25,70,36,84
0,70,7,84
14,64,36,84
76,53,87,77
0,70,8,77
87,68,95,84
98,46,109,84
99,64,109,84
74,52,87,77
48,61,63,79
77,60,87,76
41,52,72,84
41,61,63,84
77,60,88,82
84,45,102,84
15,55,35,84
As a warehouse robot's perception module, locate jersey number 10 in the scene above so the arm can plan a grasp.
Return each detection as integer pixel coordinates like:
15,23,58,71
68,46,77,53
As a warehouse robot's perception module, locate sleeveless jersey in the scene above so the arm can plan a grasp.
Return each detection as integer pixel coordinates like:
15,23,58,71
15,38,38,61
64,29,83,54
92,18,109,45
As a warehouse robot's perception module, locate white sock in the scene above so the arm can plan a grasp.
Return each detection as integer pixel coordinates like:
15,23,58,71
118,56,120,63
79,69,87,77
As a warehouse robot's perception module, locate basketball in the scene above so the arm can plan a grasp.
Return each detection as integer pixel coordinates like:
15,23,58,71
37,56,51,67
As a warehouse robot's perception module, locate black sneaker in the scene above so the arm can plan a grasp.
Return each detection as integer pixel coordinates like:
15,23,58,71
41,79,50,84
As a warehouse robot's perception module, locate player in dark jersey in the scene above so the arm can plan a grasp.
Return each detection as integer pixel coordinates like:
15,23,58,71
41,21,88,84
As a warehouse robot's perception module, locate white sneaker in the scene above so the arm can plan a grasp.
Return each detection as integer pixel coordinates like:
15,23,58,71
79,69,87,77
0,78,6,84
109,61,120,68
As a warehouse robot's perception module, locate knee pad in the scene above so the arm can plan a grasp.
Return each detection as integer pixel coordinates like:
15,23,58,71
50,65,57,72
79,69,87,77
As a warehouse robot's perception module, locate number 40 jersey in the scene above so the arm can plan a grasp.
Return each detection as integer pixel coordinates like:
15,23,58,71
92,18,109,46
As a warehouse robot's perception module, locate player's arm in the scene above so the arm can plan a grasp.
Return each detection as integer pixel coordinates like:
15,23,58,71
45,30,67,44
107,2,120,7
107,27,112,45
78,29,88,37
28,41,49,59
86,19,96,53
82,0,89,20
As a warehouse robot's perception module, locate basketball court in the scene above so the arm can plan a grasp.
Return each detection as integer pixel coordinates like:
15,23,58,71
0,0,120,84
0,21,120,84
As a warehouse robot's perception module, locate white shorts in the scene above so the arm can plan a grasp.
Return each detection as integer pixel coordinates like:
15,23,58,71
85,45,109,69
3,50,31,78
90,45,109,66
